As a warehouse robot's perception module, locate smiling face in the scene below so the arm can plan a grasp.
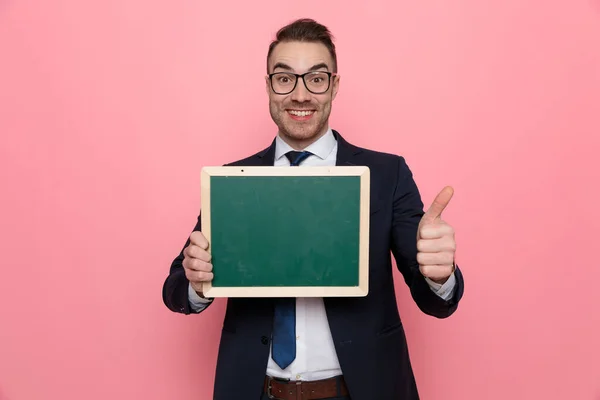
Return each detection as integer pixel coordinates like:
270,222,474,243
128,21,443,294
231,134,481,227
266,41,340,149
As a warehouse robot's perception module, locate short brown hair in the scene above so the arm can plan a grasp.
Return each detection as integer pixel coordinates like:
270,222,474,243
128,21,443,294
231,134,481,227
267,18,338,73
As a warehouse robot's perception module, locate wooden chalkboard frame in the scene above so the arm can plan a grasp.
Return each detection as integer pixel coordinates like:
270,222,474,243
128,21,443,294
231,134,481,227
200,166,370,298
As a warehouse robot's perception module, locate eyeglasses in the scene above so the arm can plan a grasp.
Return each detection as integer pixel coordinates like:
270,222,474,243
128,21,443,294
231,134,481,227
268,71,336,95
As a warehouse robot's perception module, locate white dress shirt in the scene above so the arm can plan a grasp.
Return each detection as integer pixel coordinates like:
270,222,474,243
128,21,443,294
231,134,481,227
188,127,456,381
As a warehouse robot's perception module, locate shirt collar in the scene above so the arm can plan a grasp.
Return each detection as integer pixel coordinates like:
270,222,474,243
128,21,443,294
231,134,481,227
275,127,336,161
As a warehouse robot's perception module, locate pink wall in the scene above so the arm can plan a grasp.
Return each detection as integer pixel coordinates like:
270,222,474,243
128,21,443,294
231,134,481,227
1,1,599,399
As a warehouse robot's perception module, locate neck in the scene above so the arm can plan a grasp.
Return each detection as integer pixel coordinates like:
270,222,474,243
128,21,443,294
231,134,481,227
279,125,329,150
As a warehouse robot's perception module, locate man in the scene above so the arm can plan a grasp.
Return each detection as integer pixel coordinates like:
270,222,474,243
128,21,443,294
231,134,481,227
163,18,464,400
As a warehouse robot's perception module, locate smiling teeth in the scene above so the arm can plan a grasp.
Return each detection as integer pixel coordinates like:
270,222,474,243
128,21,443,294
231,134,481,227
289,110,314,116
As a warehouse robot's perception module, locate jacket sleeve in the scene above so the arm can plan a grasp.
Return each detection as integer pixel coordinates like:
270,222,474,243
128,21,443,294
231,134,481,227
162,213,214,315
390,156,464,318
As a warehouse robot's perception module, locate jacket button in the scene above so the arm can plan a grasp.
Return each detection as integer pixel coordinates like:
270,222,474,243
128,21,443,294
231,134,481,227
261,336,269,345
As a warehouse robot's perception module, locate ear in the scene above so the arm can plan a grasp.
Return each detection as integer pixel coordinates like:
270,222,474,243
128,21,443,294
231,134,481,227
265,75,271,96
331,74,340,101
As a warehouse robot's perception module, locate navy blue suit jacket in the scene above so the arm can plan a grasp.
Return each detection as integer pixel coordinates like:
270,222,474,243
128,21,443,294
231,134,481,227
162,130,465,400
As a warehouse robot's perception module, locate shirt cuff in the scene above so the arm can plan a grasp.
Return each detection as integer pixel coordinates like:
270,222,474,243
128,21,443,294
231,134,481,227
424,272,456,301
188,282,212,312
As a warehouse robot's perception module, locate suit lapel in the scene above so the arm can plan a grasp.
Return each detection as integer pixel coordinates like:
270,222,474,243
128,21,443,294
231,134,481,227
333,129,363,166
333,130,381,216
256,137,277,166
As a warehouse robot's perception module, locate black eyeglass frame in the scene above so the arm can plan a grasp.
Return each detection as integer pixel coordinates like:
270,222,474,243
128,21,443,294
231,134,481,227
268,71,337,95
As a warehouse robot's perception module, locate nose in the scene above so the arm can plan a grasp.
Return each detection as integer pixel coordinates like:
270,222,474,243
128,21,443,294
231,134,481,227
290,78,311,102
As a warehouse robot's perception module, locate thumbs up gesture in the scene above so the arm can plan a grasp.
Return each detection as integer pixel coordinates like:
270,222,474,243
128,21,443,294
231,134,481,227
417,186,457,284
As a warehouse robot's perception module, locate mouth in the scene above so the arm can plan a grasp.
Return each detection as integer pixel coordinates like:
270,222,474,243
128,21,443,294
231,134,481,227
287,109,315,121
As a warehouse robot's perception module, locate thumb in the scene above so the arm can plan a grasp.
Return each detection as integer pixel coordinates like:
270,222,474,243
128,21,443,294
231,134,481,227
190,231,209,250
422,186,454,223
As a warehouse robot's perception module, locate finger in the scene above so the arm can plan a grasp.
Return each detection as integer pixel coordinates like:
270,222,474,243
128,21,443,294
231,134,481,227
416,237,456,253
419,264,454,280
419,223,454,240
184,245,212,262
422,186,454,223
183,257,213,272
189,231,209,250
190,280,203,293
417,251,454,266
190,281,205,294
185,269,214,283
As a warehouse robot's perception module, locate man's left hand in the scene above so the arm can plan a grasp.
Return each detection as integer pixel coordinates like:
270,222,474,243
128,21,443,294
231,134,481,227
417,186,456,284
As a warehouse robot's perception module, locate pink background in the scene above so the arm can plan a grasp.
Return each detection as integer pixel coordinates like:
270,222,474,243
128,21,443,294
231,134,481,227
1,1,599,399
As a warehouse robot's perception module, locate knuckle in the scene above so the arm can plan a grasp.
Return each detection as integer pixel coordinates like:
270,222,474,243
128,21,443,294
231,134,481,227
420,265,433,276
448,241,457,252
195,260,213,272
185,246,194,258
196,260,208,271
189,245,200,259
185,257,193,267
187,258,198,270
199,271,214,282
188,270,202,283
199,250,211,262
442,236,455,251
193,259,204,270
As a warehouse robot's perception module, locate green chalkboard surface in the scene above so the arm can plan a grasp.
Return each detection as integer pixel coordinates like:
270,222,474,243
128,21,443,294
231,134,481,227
200,166,370,297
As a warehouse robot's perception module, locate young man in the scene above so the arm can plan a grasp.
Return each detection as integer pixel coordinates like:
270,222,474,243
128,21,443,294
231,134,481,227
163,18,464,400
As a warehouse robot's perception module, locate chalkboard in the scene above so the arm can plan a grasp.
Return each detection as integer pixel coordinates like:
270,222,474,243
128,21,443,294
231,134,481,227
200,166,370,297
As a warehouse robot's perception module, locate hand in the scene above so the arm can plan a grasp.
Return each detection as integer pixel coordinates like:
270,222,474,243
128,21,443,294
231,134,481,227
183,231,214,297
417,186,456,284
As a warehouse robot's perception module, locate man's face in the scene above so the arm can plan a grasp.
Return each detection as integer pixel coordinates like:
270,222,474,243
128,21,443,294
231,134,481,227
266,41,339,147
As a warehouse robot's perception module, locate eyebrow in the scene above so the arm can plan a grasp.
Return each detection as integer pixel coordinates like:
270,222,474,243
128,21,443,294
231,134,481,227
272,62,330,73
308,63,330,72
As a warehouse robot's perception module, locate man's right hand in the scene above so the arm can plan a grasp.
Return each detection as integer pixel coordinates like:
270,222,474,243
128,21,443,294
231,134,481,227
183,231,213,297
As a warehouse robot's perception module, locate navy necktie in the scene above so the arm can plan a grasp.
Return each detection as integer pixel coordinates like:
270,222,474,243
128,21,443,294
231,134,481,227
285,150,312,166
271,150,312,370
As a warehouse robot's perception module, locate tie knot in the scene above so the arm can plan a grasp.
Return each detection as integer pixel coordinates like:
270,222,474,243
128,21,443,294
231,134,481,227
285,150,312,166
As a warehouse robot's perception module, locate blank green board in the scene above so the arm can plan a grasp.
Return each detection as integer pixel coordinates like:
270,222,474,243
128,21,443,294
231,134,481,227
201,166,370,298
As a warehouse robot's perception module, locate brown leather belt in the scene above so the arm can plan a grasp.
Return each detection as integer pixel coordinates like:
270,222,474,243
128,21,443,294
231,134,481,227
263,375,349,400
